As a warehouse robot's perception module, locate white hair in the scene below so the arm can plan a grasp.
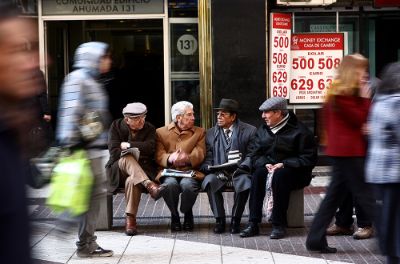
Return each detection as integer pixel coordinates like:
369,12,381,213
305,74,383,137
171,101,193,122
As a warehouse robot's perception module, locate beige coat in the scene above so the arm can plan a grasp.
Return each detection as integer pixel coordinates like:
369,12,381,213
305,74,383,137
155,122,206,181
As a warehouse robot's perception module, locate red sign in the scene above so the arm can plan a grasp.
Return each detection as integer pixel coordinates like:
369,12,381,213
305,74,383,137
374,0,400,7
289,33,344,103
269,13,292,99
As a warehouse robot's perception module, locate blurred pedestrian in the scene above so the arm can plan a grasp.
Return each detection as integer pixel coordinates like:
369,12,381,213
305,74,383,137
0,1,43,263
56,42,113,257
306,54,375,253
366,62,400,264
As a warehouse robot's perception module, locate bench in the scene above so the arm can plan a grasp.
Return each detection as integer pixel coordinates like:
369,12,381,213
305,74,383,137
96,185,304,230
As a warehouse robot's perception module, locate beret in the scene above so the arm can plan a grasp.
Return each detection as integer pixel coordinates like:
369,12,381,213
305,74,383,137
259,97,287,112
122,102,147,116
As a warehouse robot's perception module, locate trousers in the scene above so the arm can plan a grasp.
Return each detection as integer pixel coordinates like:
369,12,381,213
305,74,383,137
118,155,149,215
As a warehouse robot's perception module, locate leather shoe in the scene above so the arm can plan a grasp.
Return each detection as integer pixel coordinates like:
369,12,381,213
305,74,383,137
230,218,241,234
171,216,182,231
213,218,226,234
146,182,165,200
183,211,194,231
125,214,137,236
270,226,286,239
306,245,337,254
239,222,259,237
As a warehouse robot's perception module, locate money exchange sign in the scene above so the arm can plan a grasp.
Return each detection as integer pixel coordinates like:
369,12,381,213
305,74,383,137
289,33,344,103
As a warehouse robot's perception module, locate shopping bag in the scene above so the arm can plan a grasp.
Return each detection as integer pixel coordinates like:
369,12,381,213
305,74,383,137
46,149,93,216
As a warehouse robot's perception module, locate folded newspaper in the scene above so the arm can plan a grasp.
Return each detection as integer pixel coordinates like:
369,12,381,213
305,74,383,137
208,150,242,170
161,169,195,178
120,147,140,161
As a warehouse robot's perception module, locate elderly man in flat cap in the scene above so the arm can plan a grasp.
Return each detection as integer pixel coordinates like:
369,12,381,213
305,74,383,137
155,101,206,231
240,97,317,239
106,102,165,236
200,99,256,234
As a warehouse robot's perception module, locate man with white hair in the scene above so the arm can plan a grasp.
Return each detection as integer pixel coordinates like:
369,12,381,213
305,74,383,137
155,101,206,231
106,102,165,236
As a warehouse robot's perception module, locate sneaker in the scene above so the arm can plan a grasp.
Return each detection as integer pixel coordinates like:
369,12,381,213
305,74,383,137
77,247,114,258
326,224,354,236
353,227,374,240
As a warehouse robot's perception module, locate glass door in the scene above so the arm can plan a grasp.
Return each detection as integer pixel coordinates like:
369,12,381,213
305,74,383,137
169,18,200,121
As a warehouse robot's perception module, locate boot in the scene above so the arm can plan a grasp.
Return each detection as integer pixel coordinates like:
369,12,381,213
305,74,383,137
213,217,226,234
125,214,137,236
145,182,165,200
183,211,194,231
230,217,241,234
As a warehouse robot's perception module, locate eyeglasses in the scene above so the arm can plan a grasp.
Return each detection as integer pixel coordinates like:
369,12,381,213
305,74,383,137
127,114,146,121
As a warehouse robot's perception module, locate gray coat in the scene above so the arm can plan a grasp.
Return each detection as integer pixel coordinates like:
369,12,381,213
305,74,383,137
201,120,256,192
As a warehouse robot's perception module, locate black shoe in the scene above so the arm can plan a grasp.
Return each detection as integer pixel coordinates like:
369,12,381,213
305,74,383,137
270,226,286,239
306,245,337,254
239,222,259,237
171,216,182,232
230,218,241,234
183,211,194,231
213,218,226,234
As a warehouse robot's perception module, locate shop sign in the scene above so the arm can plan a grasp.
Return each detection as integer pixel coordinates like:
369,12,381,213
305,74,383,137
289,33,344,103
42,0,164,16
269,13,292,99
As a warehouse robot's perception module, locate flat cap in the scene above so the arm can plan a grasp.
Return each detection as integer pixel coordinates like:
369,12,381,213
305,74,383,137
214,98,239,113
259,97,287,112
122,102,147,116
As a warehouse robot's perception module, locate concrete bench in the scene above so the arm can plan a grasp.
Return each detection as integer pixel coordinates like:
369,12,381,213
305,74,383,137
96,185,304,230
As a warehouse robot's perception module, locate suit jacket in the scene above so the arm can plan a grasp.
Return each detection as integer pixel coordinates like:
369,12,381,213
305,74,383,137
106,118,156,191
155,122,206,181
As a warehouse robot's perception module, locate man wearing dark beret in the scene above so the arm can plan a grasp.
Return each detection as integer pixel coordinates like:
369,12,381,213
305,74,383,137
240,97,318,239
200,99,256,234
106,102,165,236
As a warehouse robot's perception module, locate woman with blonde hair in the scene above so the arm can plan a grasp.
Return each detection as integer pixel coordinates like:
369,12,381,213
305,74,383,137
306,54,375,253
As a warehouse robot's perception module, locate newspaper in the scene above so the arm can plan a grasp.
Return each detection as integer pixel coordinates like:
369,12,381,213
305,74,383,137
161,169,195,178
120,147,140,161
208,150,242,170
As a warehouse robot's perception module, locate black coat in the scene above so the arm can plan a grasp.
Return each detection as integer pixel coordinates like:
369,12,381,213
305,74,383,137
106,118,156,191
250,111,318,171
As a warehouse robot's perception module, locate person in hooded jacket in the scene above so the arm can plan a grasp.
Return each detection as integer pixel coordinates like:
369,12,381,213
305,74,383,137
366,62,400,264
56,41,114,258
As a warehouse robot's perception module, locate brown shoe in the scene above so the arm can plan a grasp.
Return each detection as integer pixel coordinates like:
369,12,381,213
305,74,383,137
146,182,165,200
125,214,137,236
353,227,373,239
326,224,354,236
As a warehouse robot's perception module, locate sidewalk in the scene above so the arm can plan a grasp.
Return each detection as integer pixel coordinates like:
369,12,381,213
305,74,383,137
29,167,384,264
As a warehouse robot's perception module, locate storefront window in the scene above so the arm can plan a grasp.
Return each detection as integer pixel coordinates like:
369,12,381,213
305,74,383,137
294,13,359,54
16,0,37,15
168,0,198,17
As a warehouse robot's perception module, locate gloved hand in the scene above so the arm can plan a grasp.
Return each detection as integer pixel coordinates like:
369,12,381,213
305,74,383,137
216,171,229,182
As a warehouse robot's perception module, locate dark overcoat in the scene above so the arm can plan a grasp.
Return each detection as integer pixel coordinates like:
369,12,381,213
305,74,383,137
105,118,156,191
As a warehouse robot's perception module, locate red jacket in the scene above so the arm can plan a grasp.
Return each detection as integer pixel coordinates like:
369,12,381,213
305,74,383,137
323,95,371,157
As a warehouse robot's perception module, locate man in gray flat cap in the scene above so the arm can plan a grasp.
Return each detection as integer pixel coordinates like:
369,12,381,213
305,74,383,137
240,97,317,239
106,102,165,236
200,99,256,234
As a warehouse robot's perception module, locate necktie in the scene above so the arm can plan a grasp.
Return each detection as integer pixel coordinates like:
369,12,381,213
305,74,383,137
225,129,231,144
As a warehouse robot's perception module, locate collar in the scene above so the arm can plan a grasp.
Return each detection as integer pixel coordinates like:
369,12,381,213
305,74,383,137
168,122,196,133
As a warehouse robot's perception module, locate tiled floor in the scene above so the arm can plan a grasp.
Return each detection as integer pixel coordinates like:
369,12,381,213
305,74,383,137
29,167,384,264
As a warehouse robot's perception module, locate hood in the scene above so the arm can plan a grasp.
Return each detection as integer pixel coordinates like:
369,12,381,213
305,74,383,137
73,41,109,77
